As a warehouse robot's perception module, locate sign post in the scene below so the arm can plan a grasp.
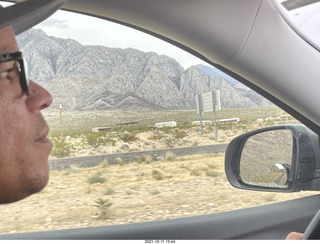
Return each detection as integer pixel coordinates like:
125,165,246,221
195,90,221,140
196,95,204,136
212,90,220,140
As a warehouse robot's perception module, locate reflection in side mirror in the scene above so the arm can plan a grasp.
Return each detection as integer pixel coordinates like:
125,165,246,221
225,124,320,192
270,163,290,187
240,129,293,189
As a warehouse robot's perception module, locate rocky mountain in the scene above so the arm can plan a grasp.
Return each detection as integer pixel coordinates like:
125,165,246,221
17,29,273,111
196,64,249,90
196,64,274,107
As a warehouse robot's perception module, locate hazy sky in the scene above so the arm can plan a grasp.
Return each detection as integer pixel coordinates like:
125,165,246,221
0,1,207,69
35,10,207,69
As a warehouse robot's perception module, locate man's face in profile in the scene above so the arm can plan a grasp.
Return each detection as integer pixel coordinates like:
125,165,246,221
0,26,53,203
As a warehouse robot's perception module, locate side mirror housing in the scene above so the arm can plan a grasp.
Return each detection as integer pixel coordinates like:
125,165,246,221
225,124,320,192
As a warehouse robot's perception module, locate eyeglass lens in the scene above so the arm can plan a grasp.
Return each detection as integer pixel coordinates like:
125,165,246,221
0,52,29,95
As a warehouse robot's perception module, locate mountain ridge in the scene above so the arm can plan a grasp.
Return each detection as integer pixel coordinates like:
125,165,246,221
17,29,274,111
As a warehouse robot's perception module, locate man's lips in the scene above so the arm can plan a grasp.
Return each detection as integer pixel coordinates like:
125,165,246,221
34,126,51,143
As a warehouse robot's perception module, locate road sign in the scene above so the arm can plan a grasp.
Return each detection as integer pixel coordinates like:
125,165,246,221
195,90,221,113
195,90,221,140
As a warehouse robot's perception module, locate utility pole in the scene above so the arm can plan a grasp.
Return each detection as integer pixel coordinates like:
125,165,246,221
59,101,63,138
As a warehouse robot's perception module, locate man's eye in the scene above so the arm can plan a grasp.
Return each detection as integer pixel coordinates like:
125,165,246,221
0,71,9,79
0,69,17,82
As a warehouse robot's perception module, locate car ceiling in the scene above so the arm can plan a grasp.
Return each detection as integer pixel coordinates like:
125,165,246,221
6,0,320,134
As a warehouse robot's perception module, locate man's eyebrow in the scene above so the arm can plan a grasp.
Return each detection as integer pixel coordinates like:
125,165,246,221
0,49,15,56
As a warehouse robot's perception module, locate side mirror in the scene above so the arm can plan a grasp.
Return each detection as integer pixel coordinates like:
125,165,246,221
225,124,320,192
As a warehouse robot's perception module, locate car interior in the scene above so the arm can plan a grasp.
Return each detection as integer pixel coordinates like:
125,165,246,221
1,0,320,240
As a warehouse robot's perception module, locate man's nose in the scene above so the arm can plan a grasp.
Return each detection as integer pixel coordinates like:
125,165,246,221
26,80,53,112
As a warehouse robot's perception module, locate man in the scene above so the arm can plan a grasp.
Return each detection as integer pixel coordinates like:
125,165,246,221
286,232,303,240
0,0,309,240
0,0,66,204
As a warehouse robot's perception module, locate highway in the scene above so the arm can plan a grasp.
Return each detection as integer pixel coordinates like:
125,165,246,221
49,144,228,171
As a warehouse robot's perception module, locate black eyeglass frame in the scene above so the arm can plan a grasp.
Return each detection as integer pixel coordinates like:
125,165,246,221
0,51,29,95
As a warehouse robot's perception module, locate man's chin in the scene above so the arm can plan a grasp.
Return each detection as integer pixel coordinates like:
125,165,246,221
0,175,48,204
21,171,49,198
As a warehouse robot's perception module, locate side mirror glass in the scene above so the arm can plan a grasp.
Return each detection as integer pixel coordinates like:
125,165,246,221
270,163,290,187
240,129,293,189
225,125,320,192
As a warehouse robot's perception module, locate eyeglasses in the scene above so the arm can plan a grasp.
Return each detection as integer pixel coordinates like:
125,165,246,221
0,51,29,95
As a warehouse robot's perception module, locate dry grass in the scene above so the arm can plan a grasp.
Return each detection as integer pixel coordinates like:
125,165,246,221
0,153,316,235
0,108,307,235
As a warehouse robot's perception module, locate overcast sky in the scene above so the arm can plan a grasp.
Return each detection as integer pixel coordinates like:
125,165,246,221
35,10,207,69
0,1,207,69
